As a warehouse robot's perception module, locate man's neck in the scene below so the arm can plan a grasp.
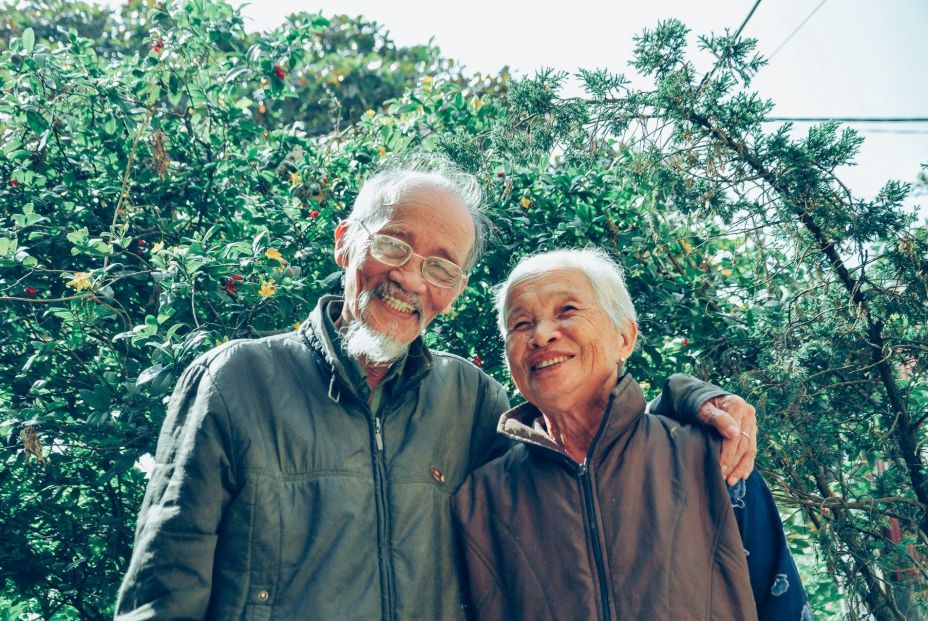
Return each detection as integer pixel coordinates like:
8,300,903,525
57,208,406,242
361,359,391,394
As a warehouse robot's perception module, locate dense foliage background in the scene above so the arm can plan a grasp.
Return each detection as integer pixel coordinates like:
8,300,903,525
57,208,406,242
1,1,925,619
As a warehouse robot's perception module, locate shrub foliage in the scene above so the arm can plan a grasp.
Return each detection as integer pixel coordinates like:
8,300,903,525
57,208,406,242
1,2,925,619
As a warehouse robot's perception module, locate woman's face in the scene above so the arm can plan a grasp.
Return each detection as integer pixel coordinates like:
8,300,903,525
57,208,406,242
504,268,637,416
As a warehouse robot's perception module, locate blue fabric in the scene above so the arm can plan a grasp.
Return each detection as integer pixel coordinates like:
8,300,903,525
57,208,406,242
729,471,814,620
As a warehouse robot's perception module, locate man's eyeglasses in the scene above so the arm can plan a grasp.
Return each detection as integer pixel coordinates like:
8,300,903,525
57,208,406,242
357,221,465,289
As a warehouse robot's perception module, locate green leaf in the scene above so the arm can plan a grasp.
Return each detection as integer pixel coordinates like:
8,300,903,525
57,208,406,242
21,27,35,52
67,227,90,245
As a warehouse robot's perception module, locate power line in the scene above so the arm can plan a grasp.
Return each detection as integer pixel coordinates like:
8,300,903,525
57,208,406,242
857,129,928,135
734,0,763,39
768,0,827,60
696,0,762,95
766,117,928,123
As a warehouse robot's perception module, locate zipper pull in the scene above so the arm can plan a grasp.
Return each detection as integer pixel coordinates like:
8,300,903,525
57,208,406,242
578,463,588,477
374,417,384,452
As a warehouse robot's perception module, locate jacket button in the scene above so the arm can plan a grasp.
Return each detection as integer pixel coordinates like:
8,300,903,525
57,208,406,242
257,590,269,602
430,466,445,483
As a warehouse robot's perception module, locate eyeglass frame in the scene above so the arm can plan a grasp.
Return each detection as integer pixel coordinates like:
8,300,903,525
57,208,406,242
356,220,467,289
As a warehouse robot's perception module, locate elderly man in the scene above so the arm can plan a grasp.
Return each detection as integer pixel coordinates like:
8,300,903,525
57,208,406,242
115,154,758,620
452,248,809,621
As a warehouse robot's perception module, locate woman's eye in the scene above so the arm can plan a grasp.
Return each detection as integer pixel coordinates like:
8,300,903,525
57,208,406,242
510,321,530,332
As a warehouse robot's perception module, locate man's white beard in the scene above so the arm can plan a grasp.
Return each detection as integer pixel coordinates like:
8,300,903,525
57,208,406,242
342,320,410,365
341,284,422,365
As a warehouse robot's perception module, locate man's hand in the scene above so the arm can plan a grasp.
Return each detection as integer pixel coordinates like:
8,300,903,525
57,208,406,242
698,394,757,485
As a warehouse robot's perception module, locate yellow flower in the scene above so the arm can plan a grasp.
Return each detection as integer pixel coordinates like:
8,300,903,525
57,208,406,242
265,248,287,265
66,272,92,292
258,279,276,299
720,268,733,277
421,76,434,84
292,321,301,331
520,196,532,209
680,239,693,253
378,145,387,157
151,241,165,254
421,76,433,92
290,172,302,187
472,96,484,111
363,109,376,119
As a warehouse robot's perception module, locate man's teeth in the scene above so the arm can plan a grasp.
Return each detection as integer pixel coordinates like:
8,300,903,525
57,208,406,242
533,356,569,370
382,293,416,314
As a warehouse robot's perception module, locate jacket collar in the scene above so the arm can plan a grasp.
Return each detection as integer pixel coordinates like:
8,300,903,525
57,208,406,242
497,373,647,462
301,295,434,404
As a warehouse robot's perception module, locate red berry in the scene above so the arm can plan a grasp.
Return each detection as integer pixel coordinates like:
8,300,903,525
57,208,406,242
309,210,319,219
150,39,163,54
225,280,238,295
472,354,483,368
681,338,689,347
274,65,286,79
10,179,18,187
231,274,244,281
137,239,147,247
496,171,505,178
24,286,37,297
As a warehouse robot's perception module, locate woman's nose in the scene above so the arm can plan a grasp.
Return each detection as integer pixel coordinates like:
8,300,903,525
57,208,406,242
530,318,560,347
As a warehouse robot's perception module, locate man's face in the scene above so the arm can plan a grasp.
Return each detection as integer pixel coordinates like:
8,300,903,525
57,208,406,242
503,268,636,416
335,186,474,351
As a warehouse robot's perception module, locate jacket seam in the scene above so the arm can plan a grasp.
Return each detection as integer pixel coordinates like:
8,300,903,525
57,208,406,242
468,491,563,619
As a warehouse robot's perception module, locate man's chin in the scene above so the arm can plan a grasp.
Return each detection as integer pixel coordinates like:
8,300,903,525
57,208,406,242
342,319,411,365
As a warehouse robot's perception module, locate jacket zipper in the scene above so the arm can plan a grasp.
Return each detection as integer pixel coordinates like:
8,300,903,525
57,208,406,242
370,409,395,621
579,462,611,621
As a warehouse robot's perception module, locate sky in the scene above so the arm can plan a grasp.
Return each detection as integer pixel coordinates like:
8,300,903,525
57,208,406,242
105,0,928,213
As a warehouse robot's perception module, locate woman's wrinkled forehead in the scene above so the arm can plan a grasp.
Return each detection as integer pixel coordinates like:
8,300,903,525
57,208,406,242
505,268,596,313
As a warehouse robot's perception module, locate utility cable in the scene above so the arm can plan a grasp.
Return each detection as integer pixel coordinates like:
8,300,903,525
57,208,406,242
767,117,928,123
768,0,827,60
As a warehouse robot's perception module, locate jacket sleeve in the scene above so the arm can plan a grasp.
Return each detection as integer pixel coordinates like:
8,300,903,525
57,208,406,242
648,373,728,424
729,471,812,621
115,361,238,620
469,376,512,470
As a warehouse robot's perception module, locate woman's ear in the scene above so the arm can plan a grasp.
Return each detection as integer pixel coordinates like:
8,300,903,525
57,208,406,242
616,321,639,364
334,220,350,267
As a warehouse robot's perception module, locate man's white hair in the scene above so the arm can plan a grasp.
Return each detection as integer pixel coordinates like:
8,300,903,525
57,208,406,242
340,152,486,272
494,247,638,337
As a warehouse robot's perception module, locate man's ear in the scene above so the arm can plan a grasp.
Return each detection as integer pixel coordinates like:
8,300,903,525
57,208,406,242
438,276,468,315
334,220,350,267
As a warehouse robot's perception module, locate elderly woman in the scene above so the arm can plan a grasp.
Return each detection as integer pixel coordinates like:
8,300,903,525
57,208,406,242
452,249,810,621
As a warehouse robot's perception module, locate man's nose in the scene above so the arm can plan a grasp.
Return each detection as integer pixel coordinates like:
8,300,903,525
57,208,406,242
389,256,428,295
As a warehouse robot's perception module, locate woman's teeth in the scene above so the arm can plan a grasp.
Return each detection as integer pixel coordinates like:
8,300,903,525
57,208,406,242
533,356,568,370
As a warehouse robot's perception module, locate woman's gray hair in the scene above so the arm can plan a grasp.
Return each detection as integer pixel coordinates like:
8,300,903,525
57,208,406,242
341,152,487,272
494,247,638,337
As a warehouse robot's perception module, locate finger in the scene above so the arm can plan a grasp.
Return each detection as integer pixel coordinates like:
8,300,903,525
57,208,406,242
703,405,741,440
727,436,758,485
719,435,737,479
720,427,754,482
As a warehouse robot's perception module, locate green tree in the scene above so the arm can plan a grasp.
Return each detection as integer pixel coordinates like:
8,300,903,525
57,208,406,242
2,2,924,619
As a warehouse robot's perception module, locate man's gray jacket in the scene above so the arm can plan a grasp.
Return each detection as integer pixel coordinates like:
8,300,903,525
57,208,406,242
115,296,724,621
